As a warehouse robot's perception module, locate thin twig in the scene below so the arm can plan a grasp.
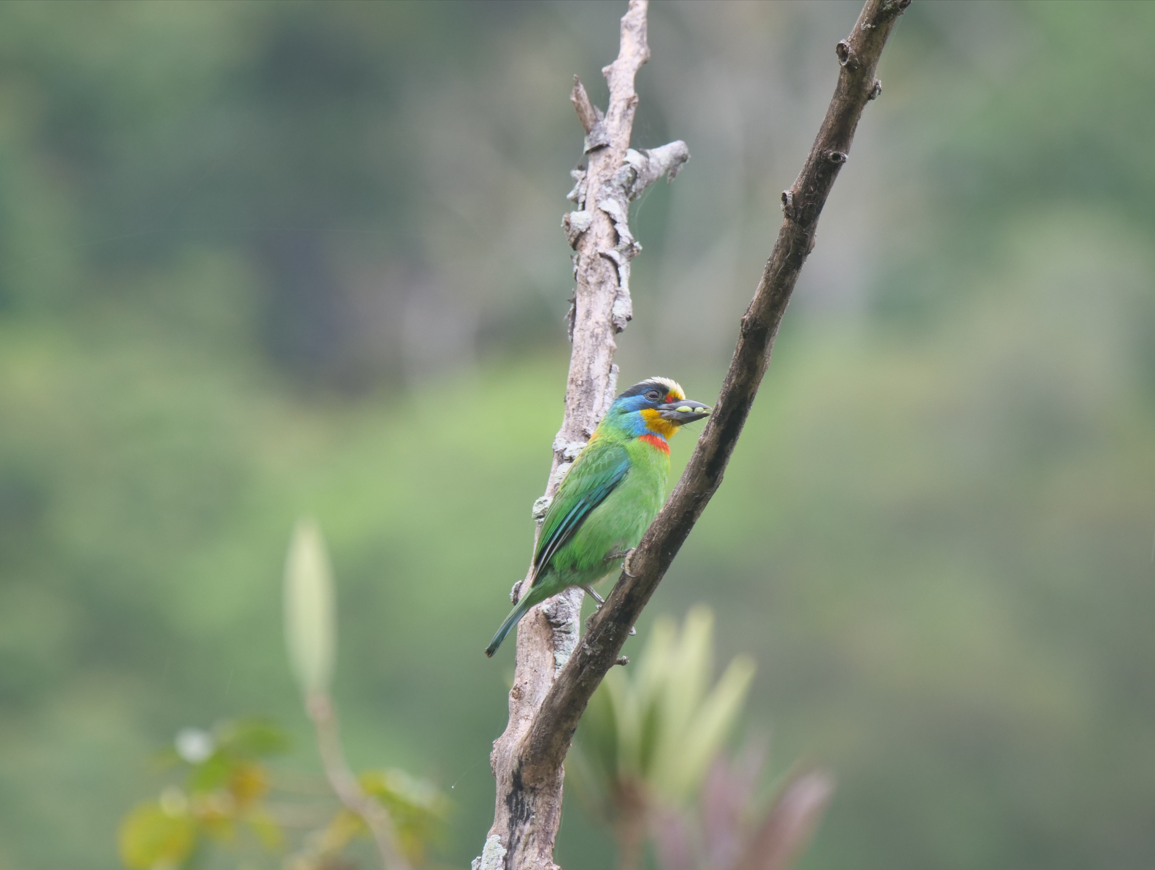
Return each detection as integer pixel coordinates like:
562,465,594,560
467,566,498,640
523,0,911,784
308,692,411,870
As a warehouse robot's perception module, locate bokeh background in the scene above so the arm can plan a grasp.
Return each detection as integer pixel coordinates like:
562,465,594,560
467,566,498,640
1,1,1154,867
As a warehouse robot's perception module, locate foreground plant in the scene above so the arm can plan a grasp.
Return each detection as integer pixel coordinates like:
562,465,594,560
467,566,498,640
572,607,831,870
118,521,447,870
572,607,755,869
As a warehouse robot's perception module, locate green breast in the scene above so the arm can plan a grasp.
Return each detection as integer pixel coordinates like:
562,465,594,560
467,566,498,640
547,438,669,585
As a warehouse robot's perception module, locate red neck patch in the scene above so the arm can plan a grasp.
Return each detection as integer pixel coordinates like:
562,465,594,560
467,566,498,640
639,433,670,454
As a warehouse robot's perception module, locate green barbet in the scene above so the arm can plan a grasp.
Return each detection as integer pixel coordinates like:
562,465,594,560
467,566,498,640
485,377,710,657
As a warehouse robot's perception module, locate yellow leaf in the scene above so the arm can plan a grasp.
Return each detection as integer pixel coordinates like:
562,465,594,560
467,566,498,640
118,802,196,870
229,761,269,807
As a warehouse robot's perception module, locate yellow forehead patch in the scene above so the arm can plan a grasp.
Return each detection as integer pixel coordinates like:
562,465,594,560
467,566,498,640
648,376,685,402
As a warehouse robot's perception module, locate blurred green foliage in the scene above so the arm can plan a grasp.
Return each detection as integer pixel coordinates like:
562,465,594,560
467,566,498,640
574,607,755,812
1,2,1154,870
119,718,288,870
572,607,760,870
118,716,446,870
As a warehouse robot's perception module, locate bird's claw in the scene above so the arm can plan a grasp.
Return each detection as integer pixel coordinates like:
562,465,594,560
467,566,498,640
581,585,605,607
581,583,634,635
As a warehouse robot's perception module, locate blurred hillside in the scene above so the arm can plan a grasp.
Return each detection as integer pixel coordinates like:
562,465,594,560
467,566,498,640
0,2,1153,869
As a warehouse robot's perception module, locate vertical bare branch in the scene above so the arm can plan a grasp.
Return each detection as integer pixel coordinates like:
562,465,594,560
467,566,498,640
481,2,688,869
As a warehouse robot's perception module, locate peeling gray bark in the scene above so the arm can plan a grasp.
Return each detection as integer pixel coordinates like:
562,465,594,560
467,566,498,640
481,2,688,869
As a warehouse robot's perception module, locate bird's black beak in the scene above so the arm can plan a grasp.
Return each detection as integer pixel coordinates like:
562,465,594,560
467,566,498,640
658,399,711,424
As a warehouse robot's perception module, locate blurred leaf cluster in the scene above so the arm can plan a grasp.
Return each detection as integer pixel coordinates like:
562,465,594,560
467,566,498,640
650,752,832,870
572,607,822,870
576,608,755,808
118,718,289,870
118,520,447,870
120,716,446,870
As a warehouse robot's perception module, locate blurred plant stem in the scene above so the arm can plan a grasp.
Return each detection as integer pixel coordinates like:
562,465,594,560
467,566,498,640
307,690,412,870
285,519,418,870
611,779,648,870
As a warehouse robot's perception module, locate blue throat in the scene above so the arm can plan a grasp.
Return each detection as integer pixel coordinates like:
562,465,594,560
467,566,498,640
604,396,659,439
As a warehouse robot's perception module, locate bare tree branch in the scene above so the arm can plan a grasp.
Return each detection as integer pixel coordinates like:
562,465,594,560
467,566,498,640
523,0,910,790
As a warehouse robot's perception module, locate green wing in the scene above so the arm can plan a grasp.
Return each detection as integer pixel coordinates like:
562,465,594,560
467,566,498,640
532,440,630,586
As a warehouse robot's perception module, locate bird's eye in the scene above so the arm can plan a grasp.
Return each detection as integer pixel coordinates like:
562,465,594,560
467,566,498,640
645,389,661,401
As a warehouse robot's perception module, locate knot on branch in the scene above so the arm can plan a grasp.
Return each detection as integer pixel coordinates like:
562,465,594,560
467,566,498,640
552,436,586,462
835,39,858,70
566,167,589,209
531,494,552,522
585,123,610,154
471,835,507,870
562,209,593,247
781,189,797,220
869,79,882,100
544,590,581,672
825,150,848,165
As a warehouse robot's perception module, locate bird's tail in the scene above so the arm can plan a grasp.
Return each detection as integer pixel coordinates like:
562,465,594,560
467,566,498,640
485,590,539,658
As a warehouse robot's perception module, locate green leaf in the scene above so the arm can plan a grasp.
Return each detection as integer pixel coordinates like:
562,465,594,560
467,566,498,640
215,717,290,759
662,653,756,799
186,752,232,795
283,518,336,697
574,606,758,810
118,802,196,870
